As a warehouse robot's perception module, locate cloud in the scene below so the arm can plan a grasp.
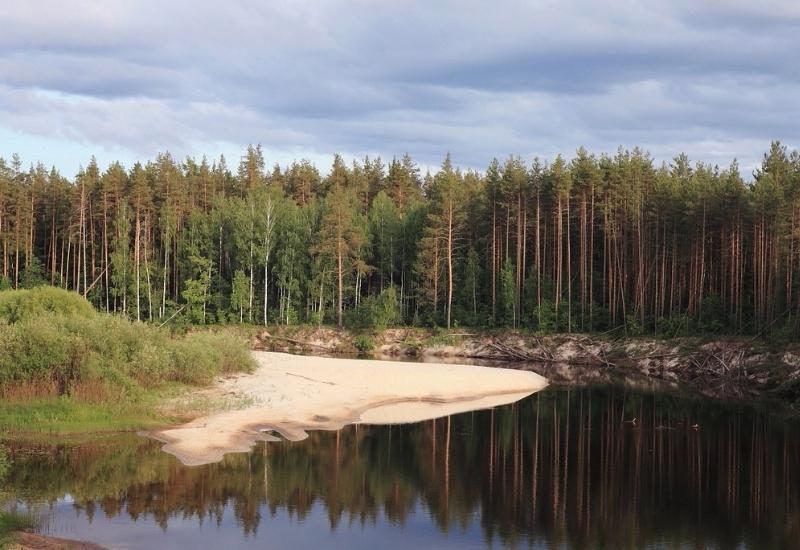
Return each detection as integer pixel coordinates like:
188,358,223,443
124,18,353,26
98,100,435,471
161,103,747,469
0,0,797,176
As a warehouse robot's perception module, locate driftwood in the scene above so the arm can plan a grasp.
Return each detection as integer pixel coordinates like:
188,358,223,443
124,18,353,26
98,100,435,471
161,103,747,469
574,337,616,368
686,348,747,380
468,338,613,367
258,333,333,351
624,352,684,361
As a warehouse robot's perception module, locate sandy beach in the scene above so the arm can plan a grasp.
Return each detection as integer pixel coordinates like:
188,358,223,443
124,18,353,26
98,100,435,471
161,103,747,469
151,351,548,465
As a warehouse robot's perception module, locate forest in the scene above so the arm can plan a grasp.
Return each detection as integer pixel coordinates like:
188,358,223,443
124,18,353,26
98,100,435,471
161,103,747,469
0,141,798,339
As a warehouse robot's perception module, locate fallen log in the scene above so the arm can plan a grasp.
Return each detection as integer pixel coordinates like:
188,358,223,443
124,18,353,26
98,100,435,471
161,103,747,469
258,333,333,351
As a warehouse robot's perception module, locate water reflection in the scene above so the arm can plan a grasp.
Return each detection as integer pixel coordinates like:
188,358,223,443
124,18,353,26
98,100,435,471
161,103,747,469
3,387,799,548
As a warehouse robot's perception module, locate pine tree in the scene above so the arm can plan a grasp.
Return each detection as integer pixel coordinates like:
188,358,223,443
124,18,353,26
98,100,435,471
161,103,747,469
316,184,364,327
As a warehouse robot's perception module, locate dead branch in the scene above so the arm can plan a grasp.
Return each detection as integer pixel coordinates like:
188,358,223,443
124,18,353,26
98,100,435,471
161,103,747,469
259,333,333,351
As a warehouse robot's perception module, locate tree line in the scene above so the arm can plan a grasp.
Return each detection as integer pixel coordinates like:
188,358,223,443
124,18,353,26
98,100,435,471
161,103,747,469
1,141,799,338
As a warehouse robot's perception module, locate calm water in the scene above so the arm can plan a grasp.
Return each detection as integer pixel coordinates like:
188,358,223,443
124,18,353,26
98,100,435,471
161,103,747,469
2,385,799,549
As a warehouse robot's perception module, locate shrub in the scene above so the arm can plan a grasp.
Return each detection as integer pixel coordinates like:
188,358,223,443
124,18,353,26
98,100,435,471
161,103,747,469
624,314,644,336
171,332,255,384
0,288,256,400
531,300,557,333
346,286,402,329
658,314,690,338
0,287,95,323
353,334,375,353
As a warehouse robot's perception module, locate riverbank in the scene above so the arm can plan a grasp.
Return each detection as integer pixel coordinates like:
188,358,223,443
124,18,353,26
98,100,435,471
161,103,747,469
2,528,105,550
150,351,548,465
0,287,257,437
252,326,800,406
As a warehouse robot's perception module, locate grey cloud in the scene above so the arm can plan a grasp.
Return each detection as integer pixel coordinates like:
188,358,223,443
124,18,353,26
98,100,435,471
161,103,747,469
0,0,797,176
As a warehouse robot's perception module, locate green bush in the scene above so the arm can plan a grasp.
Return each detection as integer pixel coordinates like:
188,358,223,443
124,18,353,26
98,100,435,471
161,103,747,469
171,332,255,384
353,334,375,353
0,287,95,323
0,288,256,399
658,314,690,337
624,314,644,336
346,286,402,329
531,300,557,333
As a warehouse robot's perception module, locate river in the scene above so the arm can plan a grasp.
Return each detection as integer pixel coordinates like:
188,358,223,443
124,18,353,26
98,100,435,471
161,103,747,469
2,384,798,548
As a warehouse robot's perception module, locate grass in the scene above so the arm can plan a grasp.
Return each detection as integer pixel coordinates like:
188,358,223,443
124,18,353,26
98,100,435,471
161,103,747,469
0,398,168,435
0,287,256,435
0,510,36,547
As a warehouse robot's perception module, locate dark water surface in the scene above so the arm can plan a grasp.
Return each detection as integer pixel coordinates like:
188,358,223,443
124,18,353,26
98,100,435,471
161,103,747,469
3,385,799,549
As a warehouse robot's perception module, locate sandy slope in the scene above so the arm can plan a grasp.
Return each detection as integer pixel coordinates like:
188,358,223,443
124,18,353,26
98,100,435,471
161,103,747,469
150,351,548,466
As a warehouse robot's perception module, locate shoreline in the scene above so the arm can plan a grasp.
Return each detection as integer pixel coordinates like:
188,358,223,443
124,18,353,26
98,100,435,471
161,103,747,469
5,530,106,550
252,327,800,405
150,351,548,466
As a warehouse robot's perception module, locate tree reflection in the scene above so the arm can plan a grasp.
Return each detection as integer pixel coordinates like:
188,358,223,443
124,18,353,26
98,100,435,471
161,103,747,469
3,387,798,547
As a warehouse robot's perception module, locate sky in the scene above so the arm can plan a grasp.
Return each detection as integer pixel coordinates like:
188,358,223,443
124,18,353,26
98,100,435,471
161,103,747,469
0,0,798,177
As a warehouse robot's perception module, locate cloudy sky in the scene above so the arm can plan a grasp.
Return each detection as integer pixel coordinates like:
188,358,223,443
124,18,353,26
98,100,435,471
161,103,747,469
0,0,797,177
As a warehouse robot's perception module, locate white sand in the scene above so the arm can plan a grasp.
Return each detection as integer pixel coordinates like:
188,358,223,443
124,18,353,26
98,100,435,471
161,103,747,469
150,351,548,465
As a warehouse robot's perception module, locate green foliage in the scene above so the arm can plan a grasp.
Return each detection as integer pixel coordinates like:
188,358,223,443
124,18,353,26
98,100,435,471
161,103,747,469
0,511,35,546
19,256,45,288
369,191,401,286
274,201,307,325
456,247,483,325
423,329,459,348
182,254,213,323
346,286,402,329
0,287,95,323
532,300,558,333
110,202,132,309
6,142,800,339
352,334,375,352
499,261,516,327
0,398,161,434
625,314,645,336
369,286,402,328
230,270,250,322
0,289,255,402
658,314,690,337
171,331,256,384
698,293,726,333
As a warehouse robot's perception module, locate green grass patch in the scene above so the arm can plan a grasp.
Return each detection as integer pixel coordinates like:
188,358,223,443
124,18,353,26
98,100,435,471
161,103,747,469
0,510,36,547
0,398,169,435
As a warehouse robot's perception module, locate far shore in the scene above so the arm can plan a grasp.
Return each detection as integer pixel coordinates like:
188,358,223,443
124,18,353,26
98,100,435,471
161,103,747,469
150,351,548,466
251,326,800,403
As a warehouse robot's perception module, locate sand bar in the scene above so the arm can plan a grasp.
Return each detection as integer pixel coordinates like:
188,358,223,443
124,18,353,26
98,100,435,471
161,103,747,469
150,351,549,465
